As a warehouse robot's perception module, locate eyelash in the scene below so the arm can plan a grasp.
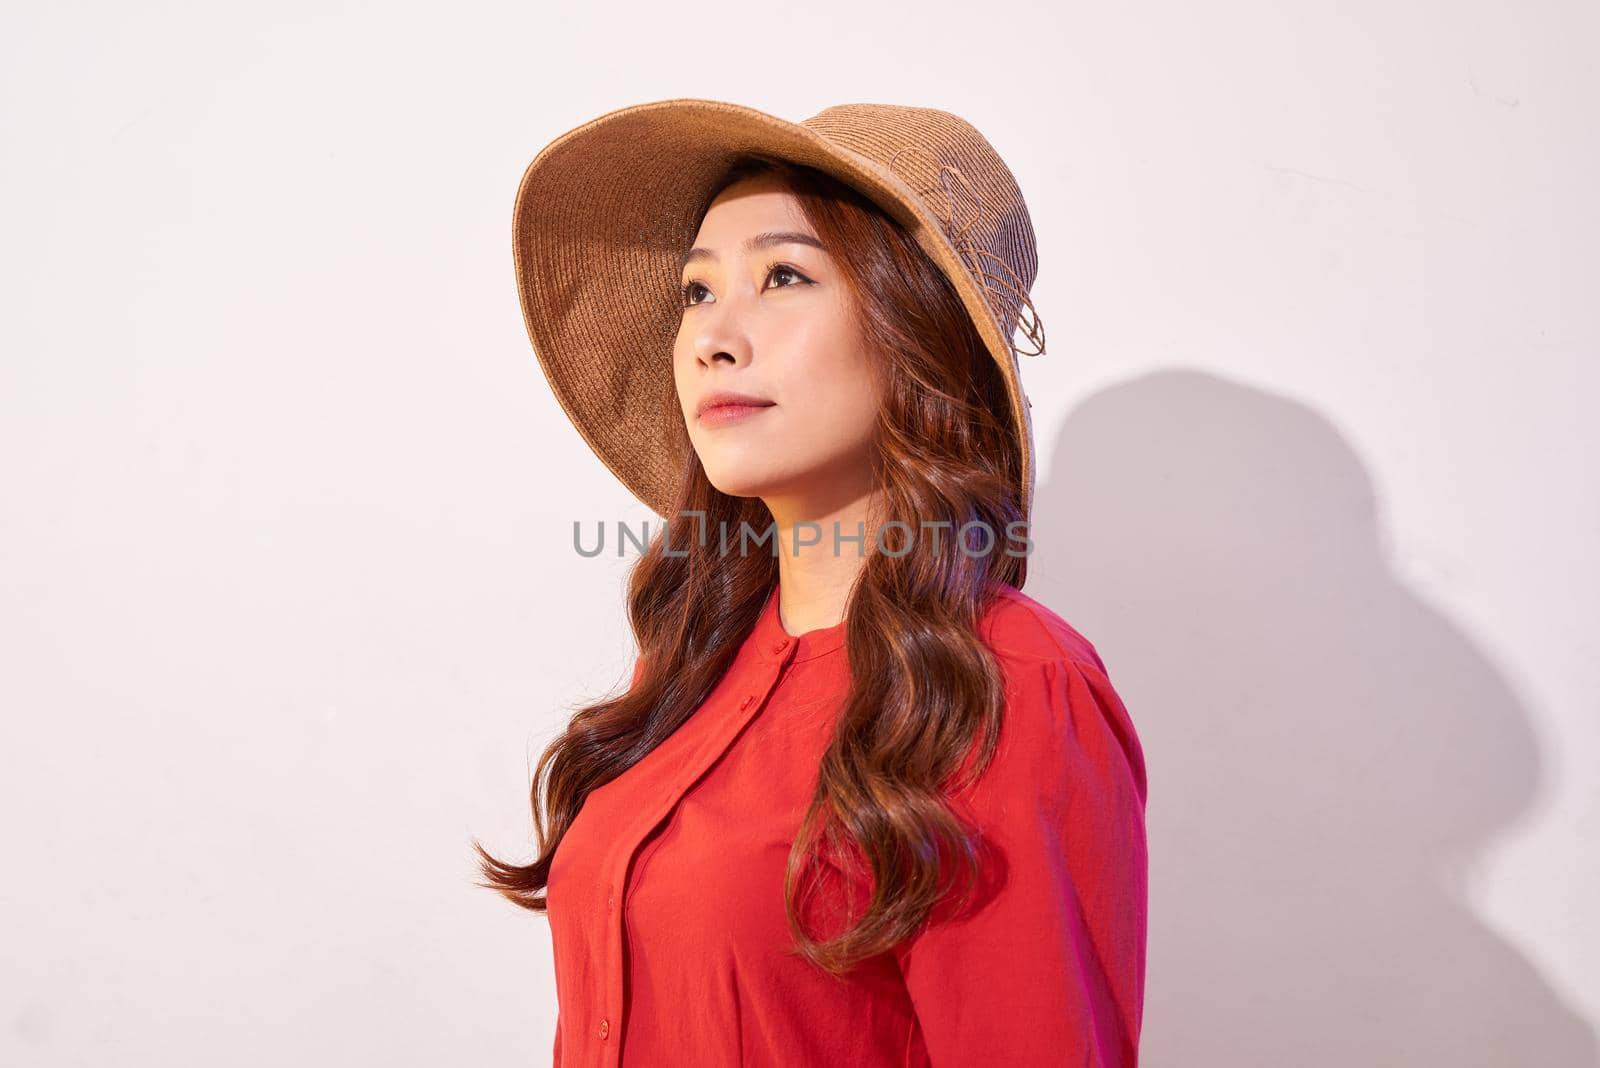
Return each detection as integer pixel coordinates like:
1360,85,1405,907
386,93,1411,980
680,261,812,308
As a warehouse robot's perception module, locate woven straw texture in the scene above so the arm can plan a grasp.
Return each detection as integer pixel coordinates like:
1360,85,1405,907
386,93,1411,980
512,98,1046,521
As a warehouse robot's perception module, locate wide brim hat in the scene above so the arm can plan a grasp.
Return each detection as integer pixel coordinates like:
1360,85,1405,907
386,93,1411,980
511,98,1048,522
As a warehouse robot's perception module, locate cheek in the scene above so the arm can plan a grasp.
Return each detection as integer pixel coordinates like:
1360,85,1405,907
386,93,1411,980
819,382,881,446
786,326,881,442
670,340,694,414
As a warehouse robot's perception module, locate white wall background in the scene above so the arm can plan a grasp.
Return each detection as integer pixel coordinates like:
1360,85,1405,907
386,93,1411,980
3,1,1595,1064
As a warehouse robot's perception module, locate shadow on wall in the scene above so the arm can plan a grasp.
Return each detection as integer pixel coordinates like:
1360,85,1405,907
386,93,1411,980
1025,368,1595,1067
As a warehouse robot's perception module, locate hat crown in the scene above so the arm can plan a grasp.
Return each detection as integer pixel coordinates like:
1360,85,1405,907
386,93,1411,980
798,104,1043,353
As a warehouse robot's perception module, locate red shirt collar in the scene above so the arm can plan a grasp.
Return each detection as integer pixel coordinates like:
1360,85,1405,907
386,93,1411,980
752,584,848,664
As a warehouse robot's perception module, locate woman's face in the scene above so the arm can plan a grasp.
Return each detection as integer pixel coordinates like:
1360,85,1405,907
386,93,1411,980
673,174,883,514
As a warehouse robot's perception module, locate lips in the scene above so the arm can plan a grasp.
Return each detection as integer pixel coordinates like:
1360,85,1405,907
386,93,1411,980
697,400,775,429
696,390,775,423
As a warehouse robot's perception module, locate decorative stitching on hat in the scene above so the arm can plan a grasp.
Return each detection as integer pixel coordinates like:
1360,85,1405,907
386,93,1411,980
885,147,1048,360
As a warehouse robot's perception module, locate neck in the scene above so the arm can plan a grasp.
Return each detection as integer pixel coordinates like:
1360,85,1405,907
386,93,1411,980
765,485,881,634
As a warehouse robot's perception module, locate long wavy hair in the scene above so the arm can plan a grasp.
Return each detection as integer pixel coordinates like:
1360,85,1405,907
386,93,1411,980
474,153,1031,975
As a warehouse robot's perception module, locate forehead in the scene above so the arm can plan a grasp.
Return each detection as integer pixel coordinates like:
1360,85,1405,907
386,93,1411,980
694,176,812,243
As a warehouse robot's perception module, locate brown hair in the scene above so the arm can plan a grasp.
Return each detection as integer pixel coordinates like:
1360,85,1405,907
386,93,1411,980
473,154,1030,974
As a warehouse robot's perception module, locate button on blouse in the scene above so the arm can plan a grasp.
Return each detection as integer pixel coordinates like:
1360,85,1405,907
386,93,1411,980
545,582,1148,1067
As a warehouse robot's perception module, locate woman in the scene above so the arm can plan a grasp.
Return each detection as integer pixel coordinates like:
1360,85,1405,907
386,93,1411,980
475,100,1148,1067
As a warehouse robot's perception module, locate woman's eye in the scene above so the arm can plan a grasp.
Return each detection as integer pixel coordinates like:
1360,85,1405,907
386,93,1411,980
680,264,812,309
768,263,805,288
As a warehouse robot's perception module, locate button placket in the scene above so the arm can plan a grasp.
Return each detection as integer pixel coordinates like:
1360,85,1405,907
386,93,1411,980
599,656,789,1064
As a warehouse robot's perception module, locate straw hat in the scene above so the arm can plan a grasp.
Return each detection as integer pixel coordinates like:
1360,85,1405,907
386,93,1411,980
511,98,1048,522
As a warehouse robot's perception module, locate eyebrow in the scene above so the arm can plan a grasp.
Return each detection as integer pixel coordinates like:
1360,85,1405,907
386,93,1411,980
679,230,826,274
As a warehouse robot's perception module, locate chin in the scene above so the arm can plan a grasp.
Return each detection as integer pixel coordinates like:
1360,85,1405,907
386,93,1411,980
700,455,807,501
702,471,778,502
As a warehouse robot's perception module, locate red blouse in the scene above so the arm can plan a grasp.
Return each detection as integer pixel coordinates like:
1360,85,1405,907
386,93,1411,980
546,582,1148,1067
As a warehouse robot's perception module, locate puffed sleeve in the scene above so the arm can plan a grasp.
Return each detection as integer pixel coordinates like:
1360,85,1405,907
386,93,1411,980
891,653,1149,1067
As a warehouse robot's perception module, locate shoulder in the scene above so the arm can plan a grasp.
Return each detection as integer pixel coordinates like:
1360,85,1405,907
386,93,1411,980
977,583,1108,676
968,584,1147,806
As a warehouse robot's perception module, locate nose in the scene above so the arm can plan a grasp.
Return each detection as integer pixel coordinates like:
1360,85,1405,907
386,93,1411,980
683,290,755,370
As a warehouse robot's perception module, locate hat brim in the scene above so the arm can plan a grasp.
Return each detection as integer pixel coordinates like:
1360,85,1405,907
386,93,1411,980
512,98,1036,521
